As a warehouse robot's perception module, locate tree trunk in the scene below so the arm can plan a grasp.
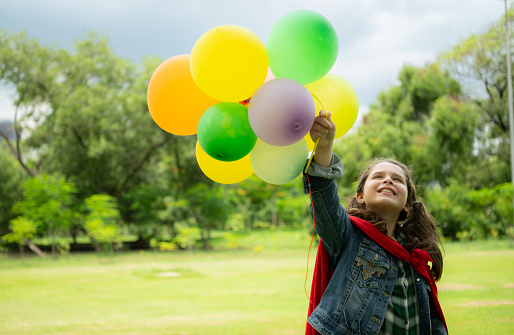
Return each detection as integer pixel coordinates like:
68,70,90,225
200,227,212,250
70,226,78,244
0,103,37,176
271,195,277,227
19,243,24,263
81,227,99,251
51,225,56,258
188,238,194,254
23,239,46,258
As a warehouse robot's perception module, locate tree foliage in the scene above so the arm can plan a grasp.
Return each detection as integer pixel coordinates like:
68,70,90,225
12,174,77,256
2,216,37,243
2,8,514,250
438,7,514,186
0,30,176,202
335,57,510,239
84,194,121,254
0,145,25,232
337,63,474,189
1,216,38,259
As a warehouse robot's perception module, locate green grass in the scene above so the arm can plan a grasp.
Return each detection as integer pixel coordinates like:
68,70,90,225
438,240,514,334
0,235,513,335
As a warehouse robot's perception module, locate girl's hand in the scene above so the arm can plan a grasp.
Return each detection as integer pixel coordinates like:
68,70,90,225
310,110,336,148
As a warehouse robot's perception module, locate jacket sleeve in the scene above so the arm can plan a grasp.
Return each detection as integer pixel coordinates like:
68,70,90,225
430,299,449,335
303,153,354,266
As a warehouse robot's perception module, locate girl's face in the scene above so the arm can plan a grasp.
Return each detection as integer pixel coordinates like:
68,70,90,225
356,162,411,219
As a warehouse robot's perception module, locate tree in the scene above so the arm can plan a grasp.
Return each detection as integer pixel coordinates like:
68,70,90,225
0,30,177,220
0,31,60,177
12,174,77,257
1,30,270,245
336,63,471,190
426,181,513,240
0,145,25,233
84,194,121,255
185,184,230,250
232,175,293,229
467,183,513,237
331,61,500,240
424,96,479,186
1,216,39,261
172,223,201,253
438,7,514,186
123,184,168,240
157,183,231,250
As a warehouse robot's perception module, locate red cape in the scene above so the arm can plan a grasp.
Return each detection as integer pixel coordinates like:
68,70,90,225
305,240,332,335
305,215,447,334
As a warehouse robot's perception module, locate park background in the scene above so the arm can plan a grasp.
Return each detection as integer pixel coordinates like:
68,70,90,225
1,1,514,334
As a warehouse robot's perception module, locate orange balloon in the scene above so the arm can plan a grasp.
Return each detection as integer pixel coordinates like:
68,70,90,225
147,54,219,135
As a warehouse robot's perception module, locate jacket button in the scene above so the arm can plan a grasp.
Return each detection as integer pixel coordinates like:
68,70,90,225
416,278,420,282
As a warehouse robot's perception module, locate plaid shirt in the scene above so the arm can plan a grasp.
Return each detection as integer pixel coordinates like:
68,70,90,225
379,258,421,335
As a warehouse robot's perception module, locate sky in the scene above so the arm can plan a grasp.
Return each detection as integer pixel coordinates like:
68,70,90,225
0,0,507,122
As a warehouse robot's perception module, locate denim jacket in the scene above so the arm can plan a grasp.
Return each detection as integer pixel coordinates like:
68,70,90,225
304,154,447,335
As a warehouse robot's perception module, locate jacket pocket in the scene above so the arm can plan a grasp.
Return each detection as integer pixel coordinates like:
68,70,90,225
350,242,390,288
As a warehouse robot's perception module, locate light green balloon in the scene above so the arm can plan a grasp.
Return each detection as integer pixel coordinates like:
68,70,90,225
266,10,338,84
250,139,309,185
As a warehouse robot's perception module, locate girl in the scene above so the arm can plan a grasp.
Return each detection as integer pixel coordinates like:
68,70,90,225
304,111,448,335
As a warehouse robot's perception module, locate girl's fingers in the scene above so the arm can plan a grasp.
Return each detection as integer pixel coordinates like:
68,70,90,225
311,121,329,135
311,110,335,142
314,117,332,131
326,111,333,123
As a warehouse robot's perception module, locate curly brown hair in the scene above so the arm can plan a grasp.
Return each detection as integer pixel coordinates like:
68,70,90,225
346,158,444,281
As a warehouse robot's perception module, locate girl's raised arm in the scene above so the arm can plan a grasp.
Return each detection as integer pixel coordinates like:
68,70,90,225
305,111,353,264
310,110,336,167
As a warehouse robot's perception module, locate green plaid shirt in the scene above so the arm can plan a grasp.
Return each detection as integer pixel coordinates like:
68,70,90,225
378,259,421,335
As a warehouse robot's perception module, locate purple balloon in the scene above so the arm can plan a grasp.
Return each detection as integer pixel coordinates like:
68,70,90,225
248,78,316,146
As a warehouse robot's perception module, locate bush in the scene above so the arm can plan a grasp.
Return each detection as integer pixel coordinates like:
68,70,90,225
426,182,513,240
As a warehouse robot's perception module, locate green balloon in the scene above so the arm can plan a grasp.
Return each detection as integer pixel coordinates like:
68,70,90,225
266,10,338,85
197,102,257,162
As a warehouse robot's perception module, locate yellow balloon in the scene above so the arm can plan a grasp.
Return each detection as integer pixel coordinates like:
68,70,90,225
191,25,269,102
305,133,315,152
196,141,254,184
147,55,219,135
305,74,359,138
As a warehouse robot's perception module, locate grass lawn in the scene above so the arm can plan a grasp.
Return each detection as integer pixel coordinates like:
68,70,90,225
0,232,513,335
438,240,514,334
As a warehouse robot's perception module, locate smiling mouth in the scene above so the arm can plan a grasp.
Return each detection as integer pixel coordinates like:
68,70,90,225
379,189,395,196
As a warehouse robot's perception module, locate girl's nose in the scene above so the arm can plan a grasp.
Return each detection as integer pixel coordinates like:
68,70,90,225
383,177,393,184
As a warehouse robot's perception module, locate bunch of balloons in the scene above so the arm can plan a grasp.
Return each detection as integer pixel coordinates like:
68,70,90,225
147,10,359,185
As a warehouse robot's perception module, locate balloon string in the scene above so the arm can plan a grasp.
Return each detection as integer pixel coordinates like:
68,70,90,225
304,174,316,303
304,93,328,174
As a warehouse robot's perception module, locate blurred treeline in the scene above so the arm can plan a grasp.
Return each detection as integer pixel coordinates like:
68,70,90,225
1,10,514,256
